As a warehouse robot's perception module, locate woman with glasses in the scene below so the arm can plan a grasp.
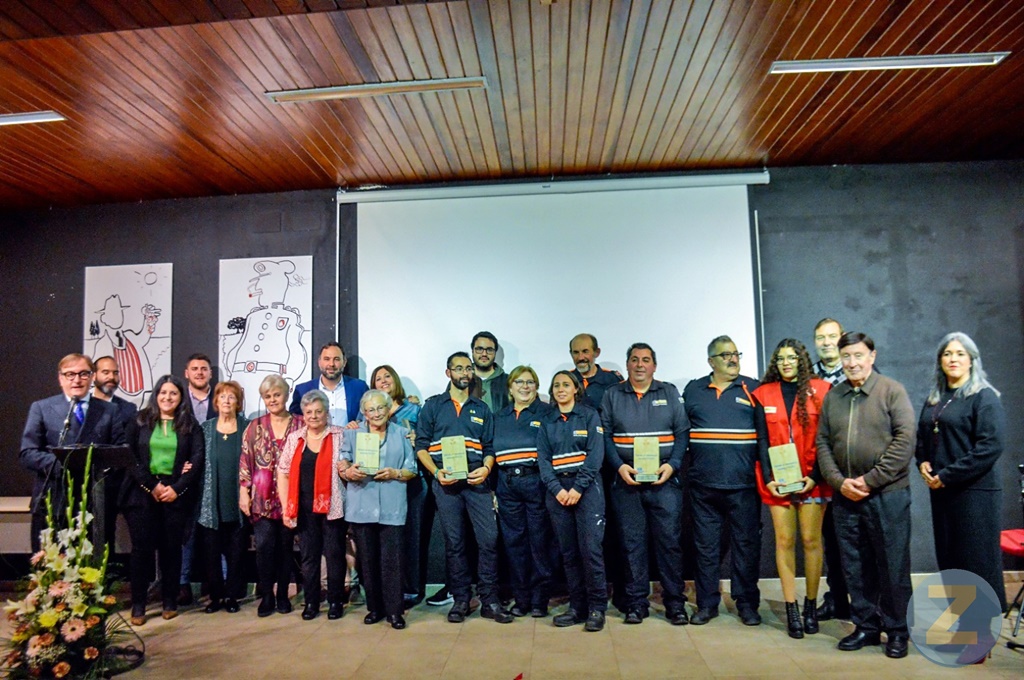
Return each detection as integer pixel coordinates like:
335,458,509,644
369,365,425,609
752,339,831,639
338,390,417,629
916,332,1006,612
198,381,249,614
123,375,204,626
492,365,555,617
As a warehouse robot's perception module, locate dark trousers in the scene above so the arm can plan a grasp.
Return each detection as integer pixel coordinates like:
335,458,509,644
126,500,189,612
253,518,294,600
833,488,912,636
547,480,607,614
297,509,347,607
609,477,686,611
821,502,850,608
200,521,247,602
403,475,427,596
931,486,1006,611
497,469,554,609
353,523,404,616
690,484,762,609
432,478,499,605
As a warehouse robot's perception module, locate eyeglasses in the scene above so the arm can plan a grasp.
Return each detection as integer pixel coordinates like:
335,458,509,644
512,379,537,387
364,405,389,415
61,370,94,381
775,356,798,365
710,352,742,361
472,346,496,354
449,366,474,375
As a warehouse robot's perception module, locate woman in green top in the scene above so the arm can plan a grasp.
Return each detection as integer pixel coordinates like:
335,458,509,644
123,375,204,626
198,381,249,614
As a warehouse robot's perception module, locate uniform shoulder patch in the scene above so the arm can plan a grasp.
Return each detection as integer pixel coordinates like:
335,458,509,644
470,416,484,425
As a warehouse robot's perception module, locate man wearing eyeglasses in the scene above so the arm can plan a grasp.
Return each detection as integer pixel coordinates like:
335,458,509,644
20,353,125,551
469,331,509,413
682,336,763,626
415,352,512,624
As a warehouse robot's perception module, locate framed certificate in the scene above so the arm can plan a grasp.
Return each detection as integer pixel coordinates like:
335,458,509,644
355,432,381,474
768,443,804,494
441,435,469,480
633,436,661,483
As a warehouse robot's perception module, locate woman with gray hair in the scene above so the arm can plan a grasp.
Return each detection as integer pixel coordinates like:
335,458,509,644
915,332,1006,610
277,389,347,620
338,389,417,629
240,374,304,616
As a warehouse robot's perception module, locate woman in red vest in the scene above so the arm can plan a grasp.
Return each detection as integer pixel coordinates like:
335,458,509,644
752,339,831,639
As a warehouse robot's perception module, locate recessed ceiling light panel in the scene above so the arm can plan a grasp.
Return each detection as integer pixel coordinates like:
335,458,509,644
770,52,1010,74
267,77,487,103
0,110,66,126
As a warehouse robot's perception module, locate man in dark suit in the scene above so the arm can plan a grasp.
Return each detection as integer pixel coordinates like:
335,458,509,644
91,355,138,426
289,342,368,425
20,353,125,551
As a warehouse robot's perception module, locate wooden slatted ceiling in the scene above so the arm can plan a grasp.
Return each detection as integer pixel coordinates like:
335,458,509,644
1,0,1023,209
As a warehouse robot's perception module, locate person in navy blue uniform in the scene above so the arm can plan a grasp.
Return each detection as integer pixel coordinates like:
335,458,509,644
569,333,623,412
601,342,690,625
494,365,555,617
414,352,512,624
539,371,607,632
683,335,763,626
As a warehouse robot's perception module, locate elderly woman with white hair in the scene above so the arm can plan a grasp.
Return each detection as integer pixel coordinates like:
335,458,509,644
338,389,417,629
240,374,304,617
277,389,347,621
916,332,1006,611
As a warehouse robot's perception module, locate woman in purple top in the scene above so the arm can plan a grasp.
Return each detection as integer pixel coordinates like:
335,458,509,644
240,374,304,616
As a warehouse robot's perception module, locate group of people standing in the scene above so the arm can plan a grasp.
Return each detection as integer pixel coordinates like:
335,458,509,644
18,322,1008,656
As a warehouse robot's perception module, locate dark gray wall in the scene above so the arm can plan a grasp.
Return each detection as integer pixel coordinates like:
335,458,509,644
750,161,1024,573
0,189,353,497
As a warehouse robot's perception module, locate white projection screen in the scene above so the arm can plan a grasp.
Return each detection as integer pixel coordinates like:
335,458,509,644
356,182,760,401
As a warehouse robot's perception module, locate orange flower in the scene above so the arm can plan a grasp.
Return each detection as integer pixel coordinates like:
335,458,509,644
53,661,71,678
86,615,101,628
38,633,55,646
84,647,99,660
103,595,117,606
54,602,67,612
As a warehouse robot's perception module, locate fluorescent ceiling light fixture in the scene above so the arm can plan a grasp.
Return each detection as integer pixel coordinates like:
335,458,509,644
267,76,487,103
337,170,770,203
0,110,66,126
770,51,1010,74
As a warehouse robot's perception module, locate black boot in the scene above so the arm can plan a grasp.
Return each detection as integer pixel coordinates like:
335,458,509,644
786,601,804,639
803,597,819,634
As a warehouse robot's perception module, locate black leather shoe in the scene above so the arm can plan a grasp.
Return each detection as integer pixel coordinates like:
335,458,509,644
786,601,804,639
328,602,344,620
885,634,909,659
276,596,293,614
689,607,719,625
301,603,319,620
666,608,689,625
530,607,548,618
738,605,762,626
204,599,222,614
623,609,644,625
481,603,514,623
258,594,275,617
224,598,240,613
802,597,818,634
584,610,606,632
816,592,836,621
388,614,406,630
402,594,422,610
553,609,584,627
447,600,470,623
838,629,882,651
510,604,529,617
364,610,385,625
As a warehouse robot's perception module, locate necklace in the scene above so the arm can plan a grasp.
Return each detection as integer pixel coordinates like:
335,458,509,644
932,396,955,434
307,428,326,440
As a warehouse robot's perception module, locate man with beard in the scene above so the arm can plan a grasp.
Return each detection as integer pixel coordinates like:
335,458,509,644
290,342,368,425
415,352,512,624
20,353,124,551
184,353,214,423
92,355,138,426
469,331,508,413
569,334,623,413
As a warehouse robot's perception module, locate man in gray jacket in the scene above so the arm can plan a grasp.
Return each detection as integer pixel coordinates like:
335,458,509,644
816,332,916,660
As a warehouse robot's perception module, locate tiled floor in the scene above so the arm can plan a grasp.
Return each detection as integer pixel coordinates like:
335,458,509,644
97,578,1023,678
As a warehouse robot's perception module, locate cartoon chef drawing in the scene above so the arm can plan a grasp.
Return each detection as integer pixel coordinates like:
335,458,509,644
89,294,161,405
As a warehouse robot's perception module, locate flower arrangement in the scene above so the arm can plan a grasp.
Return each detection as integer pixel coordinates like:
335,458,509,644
3,447,126,679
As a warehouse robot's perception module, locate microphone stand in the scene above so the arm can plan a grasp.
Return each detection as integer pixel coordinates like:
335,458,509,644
57,397,77,448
